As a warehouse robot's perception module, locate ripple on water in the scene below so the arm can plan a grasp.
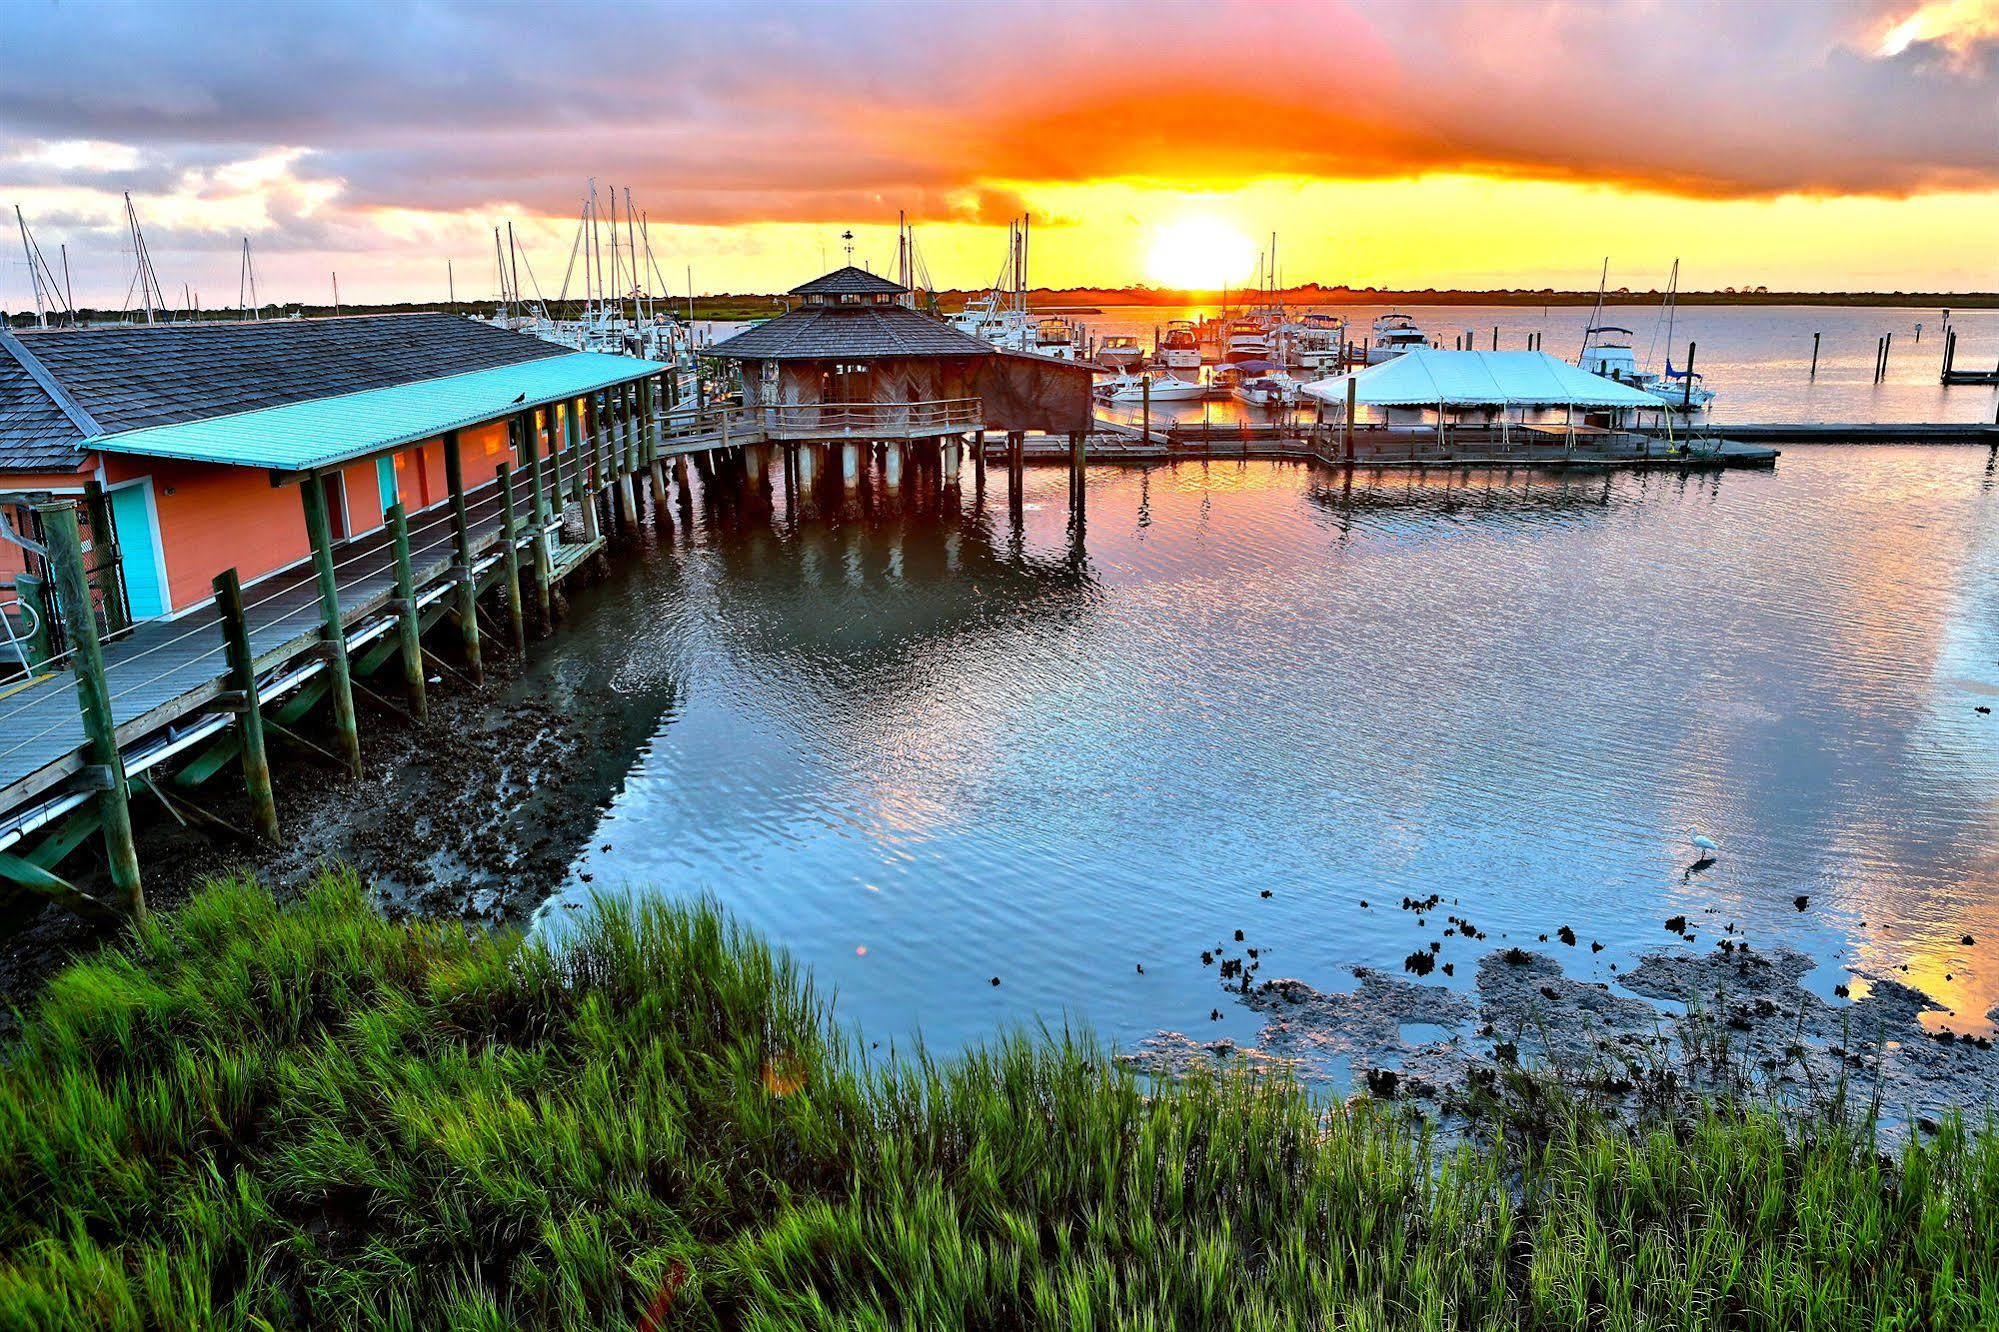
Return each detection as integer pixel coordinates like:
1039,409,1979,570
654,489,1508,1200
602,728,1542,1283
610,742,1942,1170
537,447,1999,1072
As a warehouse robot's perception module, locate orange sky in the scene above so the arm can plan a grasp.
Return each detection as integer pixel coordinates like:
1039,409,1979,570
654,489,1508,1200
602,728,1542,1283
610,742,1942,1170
1,0,1997,305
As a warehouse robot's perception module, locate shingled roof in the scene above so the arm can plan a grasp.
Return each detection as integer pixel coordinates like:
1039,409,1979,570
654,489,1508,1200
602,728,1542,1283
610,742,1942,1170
789,266,908,298
706,304,996,361
0,312,568,472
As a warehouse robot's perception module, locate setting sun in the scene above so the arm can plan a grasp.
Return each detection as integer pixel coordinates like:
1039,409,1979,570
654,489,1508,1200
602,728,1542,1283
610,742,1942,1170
1144,215,1260,291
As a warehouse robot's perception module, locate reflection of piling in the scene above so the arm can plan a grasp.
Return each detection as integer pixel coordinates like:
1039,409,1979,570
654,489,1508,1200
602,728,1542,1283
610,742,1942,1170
1007,431,1024,523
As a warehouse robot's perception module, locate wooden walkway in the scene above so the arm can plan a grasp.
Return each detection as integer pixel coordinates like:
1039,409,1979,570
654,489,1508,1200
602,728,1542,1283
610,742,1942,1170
0,476,567,833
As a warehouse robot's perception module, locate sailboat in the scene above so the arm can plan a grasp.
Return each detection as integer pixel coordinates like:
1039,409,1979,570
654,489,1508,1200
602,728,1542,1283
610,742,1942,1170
1576,260,1715,411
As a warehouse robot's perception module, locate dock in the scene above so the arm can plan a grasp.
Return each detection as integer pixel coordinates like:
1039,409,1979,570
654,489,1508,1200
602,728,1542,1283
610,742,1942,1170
1082,419,1780,469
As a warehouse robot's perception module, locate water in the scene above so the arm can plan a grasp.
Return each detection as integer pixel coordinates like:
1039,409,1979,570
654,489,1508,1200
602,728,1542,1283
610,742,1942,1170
1070,303,1999,427
534,443,1999,1064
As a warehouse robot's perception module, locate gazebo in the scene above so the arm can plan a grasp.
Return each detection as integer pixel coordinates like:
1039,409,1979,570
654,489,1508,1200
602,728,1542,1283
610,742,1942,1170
705,264,1094,494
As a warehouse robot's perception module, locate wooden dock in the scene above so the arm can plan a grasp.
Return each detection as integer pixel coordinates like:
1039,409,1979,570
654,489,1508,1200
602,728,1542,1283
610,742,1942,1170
1080,419,1780,469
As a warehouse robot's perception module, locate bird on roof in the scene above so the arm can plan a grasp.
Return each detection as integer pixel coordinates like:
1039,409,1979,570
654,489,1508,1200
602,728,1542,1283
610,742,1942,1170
511,392,526,404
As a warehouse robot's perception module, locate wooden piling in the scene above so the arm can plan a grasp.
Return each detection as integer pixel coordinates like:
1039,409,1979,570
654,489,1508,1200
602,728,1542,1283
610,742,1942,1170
386,502,427,723
1809,332,1820,379
520,412,553,628
1343,376,1357,462
616,385,640,530
645,377,670,522
496,463,527,651
41,503,143,916
442,430,484,684
1682,342,1698,411
82,481,128,634
568,395,599,543
213,566,279,840
299,475,363,778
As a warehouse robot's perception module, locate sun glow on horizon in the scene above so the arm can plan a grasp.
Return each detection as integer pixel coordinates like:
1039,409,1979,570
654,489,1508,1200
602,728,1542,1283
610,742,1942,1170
1145,215,1260,291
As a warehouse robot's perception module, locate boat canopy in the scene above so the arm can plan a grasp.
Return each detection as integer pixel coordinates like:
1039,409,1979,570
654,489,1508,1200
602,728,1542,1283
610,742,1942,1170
1302,349,1669,409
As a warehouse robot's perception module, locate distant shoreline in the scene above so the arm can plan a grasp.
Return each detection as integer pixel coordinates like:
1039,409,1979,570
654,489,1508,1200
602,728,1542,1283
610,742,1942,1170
12,288,1995,330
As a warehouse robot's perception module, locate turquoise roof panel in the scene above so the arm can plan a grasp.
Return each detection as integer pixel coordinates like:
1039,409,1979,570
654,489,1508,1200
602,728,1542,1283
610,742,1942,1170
89,351,667,472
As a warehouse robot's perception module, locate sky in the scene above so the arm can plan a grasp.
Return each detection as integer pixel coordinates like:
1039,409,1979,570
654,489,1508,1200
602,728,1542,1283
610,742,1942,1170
1,0,1997,309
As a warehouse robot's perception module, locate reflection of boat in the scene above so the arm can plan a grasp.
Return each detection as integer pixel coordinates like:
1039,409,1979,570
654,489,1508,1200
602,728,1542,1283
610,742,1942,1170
1159,320,1202,370
1096,334,1145,369
1366,312,1428,363
1096,371,1205,402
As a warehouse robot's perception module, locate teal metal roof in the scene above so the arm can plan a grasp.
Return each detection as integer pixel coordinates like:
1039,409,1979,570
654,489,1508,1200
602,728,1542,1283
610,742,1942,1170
89,351,668,472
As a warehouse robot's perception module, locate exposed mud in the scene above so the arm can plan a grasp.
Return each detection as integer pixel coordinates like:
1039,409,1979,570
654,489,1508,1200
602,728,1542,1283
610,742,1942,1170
1127,940,1999,1132
0,547,683,1026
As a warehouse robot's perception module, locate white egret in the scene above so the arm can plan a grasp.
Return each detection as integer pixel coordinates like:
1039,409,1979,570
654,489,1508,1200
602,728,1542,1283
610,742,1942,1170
1685,827,1719,859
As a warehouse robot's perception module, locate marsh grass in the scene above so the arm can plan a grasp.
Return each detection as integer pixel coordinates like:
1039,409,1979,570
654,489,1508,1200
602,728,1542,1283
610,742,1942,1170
3,872,1997,1329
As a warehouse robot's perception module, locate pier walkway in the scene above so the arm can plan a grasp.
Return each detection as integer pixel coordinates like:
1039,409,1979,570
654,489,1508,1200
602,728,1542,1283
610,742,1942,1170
0,474,587,860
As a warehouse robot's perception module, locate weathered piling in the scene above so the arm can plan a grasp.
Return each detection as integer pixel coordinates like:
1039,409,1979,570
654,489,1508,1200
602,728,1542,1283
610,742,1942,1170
299,475,363,779
1809,332,1820,379
213,566,279,841
386,503,428,723
41,503,143,916
521,413,553,629
442,431,484,683
496,464,528,651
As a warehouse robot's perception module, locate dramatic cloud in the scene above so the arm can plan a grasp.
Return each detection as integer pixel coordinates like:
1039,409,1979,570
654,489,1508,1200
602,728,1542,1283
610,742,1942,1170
0,0,1995,299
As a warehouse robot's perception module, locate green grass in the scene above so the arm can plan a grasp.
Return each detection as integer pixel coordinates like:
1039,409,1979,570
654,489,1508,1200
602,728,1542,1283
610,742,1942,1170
2,874,1996,1329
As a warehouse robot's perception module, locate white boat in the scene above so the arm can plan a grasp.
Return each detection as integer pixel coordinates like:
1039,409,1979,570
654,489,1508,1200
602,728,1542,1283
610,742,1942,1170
1158,320,1202,370
1578,327,1713,411
1096,371,1205,403
1096,334,1146,369
1230,370,1305,408
1222,317,1271,363
1279,312,1347,371
1577,259,1715,412
1366,312,1429,363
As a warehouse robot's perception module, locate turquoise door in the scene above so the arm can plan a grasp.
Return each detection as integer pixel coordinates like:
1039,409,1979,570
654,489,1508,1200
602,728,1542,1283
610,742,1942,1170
376,455,398,509
107,483,169,618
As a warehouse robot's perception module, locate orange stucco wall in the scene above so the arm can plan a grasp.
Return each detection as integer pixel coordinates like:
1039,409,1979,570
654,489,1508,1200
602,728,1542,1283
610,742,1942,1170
72,414,530,613
124,458,310,612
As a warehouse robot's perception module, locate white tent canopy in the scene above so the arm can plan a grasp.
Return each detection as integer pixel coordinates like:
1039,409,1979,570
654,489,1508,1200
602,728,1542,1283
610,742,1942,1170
1302,349,1669,410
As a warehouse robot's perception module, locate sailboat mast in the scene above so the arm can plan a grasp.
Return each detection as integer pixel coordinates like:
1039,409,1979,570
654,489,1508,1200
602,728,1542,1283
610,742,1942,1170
1580,257,1608,358
624,188,640,322
15,207,47,327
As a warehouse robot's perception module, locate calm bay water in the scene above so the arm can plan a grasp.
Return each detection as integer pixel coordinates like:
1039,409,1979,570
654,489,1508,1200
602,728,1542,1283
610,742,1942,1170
1076,303,1999,427
533,444,1999,1063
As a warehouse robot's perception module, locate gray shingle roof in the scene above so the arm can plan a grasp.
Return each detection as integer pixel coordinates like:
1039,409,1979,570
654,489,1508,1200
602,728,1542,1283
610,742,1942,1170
0,335,89,472
707,305,995,361
12,313,567,445
790,266,908,297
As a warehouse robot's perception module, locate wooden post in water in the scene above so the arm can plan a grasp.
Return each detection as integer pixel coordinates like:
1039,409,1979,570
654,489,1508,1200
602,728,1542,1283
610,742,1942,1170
520,411,553,629
386,502,427,723
1141,377,1151,444
1343,376,1357,462
1809,332,1820,379
1070,431,1086,503
616,385,640,530
645,377,670,523
213,566,279,840
496,463,527,650
40,502,143,915
1882,332,1893,381
299,476,363,778
972,428,986,492
442,430,483,684
1682,342,1697,411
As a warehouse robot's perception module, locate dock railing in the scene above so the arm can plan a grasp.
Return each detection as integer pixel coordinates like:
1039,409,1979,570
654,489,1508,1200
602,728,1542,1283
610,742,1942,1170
761,398,982,441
